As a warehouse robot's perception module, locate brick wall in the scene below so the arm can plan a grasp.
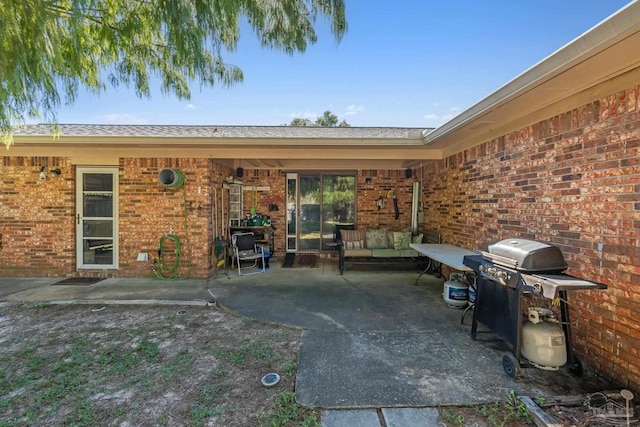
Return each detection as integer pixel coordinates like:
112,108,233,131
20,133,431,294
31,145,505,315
119,158,222,278
421,85,640,391
0,157,75,276
356,170,417,231
240,169,418,253
0,158,233,278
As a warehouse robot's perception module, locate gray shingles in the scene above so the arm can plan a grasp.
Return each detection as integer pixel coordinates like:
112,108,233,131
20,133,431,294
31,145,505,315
13,124,430,140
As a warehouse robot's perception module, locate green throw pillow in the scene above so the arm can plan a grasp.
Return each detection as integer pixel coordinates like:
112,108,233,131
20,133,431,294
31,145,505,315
393,231,412,250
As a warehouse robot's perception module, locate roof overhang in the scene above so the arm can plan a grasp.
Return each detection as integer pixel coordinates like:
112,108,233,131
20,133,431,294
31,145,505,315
7,128,440,170
424,2,640,156
5,3,638,168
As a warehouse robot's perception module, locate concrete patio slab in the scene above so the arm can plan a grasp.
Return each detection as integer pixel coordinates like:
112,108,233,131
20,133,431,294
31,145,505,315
0,262,618,414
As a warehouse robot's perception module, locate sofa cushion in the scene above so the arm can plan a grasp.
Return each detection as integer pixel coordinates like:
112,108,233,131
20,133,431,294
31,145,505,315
412,233,424,244
344,248,372,257
400,249,420,257
371,248,402,258
393,231,412,250
341,229,366,249
365,228,388,249
344,240,365,250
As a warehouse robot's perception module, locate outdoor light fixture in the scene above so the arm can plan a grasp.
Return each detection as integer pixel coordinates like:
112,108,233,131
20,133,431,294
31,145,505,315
39,166,62,179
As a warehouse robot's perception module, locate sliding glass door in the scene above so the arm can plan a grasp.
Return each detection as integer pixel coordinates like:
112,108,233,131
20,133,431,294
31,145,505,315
299,175,321,250
321,175,356,248
286,172,355,252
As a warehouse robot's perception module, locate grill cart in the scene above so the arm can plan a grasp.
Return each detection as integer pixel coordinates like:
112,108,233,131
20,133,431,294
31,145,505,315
462,238,607,379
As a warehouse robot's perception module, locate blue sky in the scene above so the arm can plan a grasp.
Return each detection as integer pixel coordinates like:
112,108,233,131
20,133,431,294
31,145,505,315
58,0,633,128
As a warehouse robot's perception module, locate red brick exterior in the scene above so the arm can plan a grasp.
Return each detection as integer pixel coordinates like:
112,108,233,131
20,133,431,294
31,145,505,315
239,169,417,252
0,158,233,278
421,85,640,391
0,156,74,276
0,158,415,278
0,87,636,392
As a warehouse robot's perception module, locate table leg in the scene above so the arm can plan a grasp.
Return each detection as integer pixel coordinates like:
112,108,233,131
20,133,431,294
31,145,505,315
415,258,443,284
414,258,432,285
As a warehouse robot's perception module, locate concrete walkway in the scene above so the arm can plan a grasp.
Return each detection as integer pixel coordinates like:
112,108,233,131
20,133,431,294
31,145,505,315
0,262,614,427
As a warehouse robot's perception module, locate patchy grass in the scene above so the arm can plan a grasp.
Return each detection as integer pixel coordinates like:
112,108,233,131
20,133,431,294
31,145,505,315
438,391,535,427
0,304,308,426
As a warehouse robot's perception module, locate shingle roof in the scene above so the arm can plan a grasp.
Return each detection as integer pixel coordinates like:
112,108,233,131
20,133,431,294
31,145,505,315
13,124,430,140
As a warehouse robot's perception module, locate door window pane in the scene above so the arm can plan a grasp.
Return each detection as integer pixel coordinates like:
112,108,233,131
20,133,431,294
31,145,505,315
83,240,114,265
322,175,356,248
83,194,113,217
83,220,113,238
83,173,113,191
299,176,321,250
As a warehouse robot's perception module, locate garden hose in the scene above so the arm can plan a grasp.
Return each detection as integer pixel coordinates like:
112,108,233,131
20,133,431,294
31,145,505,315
152,168,192,280
153,234,183,280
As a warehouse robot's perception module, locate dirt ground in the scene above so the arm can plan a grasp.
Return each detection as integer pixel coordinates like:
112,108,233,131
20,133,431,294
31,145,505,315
0,303,635,427
0,303,311,426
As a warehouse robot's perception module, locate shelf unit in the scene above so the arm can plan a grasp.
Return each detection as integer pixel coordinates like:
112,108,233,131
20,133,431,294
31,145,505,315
227,182,243,227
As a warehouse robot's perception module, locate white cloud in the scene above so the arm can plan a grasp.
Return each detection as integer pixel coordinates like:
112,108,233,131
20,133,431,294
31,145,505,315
184,103,199,110
288,111,317,120
345,104,364,116
99,114,149,125
422,107,461,127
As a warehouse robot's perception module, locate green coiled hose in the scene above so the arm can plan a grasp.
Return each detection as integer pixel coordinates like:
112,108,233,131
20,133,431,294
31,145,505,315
153,234,183,280
152,168,192,280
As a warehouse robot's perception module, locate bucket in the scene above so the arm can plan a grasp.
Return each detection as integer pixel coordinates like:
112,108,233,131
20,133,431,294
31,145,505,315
443,279,468,308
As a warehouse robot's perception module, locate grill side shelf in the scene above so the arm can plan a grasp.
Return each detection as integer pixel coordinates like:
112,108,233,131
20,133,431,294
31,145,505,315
521,273,608,299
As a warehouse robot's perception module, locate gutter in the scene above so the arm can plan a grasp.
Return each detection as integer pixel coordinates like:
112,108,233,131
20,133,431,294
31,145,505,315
423,1,640,144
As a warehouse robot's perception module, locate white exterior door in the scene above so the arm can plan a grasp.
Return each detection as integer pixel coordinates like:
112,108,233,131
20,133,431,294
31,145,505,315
76,167,119,269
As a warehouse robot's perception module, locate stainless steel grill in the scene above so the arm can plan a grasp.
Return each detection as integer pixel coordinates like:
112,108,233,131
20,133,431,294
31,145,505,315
462,238,607,379
470,238,601,299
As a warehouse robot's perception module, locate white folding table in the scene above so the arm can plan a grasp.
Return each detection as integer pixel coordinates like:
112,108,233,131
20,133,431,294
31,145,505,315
409,243,478,282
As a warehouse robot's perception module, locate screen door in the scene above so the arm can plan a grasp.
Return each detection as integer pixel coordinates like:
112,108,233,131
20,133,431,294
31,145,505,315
76,167,119,269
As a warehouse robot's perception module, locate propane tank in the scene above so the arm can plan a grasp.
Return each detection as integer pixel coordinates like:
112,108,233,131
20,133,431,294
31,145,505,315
522,307,567,370
443,273,468,308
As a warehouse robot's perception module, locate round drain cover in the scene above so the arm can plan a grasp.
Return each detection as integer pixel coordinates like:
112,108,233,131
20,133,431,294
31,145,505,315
261,373,280,387
176,310,187,316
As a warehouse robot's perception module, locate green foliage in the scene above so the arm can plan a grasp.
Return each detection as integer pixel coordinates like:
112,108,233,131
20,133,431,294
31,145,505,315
289,110,350,127
475,390,534,427
262,391,299,427
189,384,225,426
283,359,297,376
441,410,464,426
262,392,320,427
224,339,278,367
0,0,347,147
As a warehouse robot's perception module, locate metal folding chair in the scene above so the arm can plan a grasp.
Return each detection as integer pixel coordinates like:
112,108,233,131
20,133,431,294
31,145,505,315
231,232,266,276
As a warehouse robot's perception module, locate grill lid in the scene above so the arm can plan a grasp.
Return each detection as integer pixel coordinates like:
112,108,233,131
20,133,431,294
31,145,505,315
487,238,567,272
